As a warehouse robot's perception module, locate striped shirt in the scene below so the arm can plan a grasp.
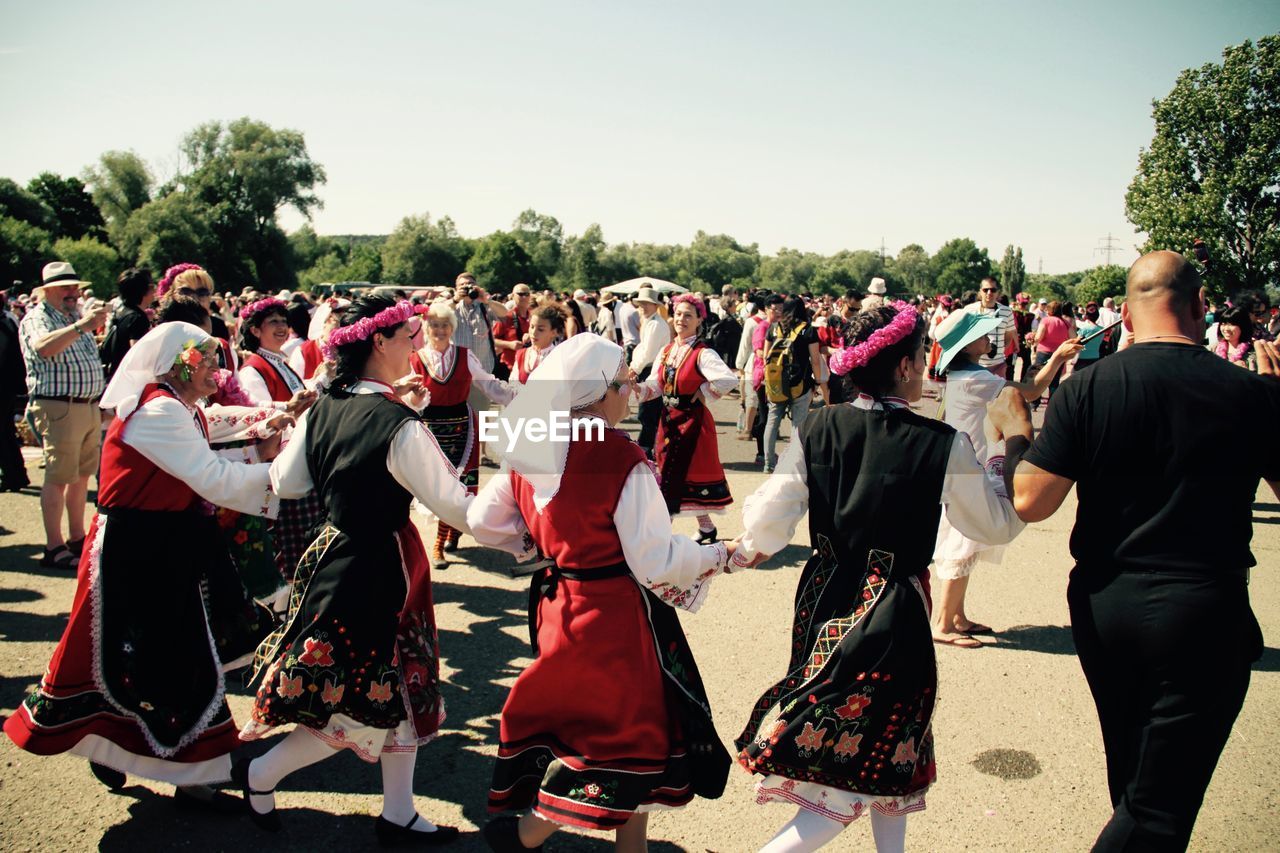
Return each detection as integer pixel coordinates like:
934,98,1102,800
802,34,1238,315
964,302,1017,369
451,300,497,374
19,301,105,398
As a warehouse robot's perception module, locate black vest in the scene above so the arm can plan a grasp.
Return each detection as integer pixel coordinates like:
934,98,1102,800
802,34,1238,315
305,388,420,536
801,403,955,578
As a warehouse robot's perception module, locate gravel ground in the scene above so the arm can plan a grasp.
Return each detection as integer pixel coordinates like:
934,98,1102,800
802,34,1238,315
1,388,1277,851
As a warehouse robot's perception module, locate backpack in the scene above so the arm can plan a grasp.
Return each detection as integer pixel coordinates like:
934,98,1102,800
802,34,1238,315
763,322,809,404
704,314,742,360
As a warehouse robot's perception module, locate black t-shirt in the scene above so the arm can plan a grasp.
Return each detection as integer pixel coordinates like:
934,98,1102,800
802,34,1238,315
100,305,153,381
1024,343,1280,574
768,323,819,386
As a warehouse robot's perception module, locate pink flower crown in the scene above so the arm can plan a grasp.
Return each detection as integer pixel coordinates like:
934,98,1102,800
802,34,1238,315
321,300,417,361
157,263,204,300
671,293,707,320
239,297,287,321
829,301,920,376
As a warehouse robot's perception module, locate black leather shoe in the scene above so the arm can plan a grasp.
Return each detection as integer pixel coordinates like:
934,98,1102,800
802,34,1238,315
375,814,460,847
231,757,281,832
482,815,540,852
696,526,719,544
90,761,126,790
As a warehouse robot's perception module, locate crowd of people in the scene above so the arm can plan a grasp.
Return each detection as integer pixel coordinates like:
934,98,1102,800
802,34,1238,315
0,251,1274,852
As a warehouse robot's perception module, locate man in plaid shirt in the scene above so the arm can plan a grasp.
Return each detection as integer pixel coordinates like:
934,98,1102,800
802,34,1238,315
964,276,1019,378
19,262,110,569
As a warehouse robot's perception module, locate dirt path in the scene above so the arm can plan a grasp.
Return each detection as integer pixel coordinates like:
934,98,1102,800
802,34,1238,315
1,391,1276,851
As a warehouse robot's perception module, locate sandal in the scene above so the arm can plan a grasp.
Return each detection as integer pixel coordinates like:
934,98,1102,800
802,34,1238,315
40,545,77,570
933,633,983,649
958,622,994,635
66,537,86,558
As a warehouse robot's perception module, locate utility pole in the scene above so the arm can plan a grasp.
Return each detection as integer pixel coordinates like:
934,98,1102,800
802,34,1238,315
1094,232,1123,265
879,237,887,263
1038,257,1043,275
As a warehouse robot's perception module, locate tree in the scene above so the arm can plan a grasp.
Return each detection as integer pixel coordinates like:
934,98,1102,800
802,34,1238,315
83,150,153,244
814,250,885,294
511,209,564,284
53,236,121,297
0,178,57,233
931,238,992,295
118,192,214,278
679,231,759,291
561,223,607,291
999,245,1026,294
1125,36,1280,295
381,214,471,285
758,248,821,293
891,243,932,294
0,216,53,287
467,232,540,291
27,173,106,241
1073,265,1127,305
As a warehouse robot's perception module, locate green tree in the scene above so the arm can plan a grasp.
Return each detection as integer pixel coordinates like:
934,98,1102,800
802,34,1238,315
1125,36,1280,295
467,232,541,291
27,173,106,241
53,235,121,297
758,248,821,293
83,150,153,244
381,214,471,285
119,192,214,278
679,232,759,291
814,250,885,295
561,223,607,290
0,178,57,232
0,216,53,287
1073,265,1127,305
891,243,932,294
931,238,992,295
999,245,1026,294
511,209,564,284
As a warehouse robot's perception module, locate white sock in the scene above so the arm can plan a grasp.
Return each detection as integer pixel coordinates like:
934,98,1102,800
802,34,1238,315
759,807,847,852
380,749,438,832
247,727,336,814
697,514,715,532
870,811,907,853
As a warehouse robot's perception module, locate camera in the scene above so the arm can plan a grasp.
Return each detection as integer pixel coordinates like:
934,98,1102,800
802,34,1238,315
467,288,480,300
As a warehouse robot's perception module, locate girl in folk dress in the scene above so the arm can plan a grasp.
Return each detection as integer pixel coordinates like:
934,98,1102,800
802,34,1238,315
513,305,566,385
238,297,530,843
467,334,747,853
4,324,279,807
409,299,516,564
734,304,1031,853
633,294,737,541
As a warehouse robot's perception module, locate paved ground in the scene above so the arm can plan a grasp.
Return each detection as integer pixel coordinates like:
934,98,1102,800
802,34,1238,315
1,389,1277,851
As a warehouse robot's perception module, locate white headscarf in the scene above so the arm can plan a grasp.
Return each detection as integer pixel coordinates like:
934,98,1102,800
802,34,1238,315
499,333,626,513
101,322,211,418
308,298,350,341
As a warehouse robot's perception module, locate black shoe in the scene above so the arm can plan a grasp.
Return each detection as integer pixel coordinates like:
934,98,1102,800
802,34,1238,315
480,457,500,469
174,785,243,815
482,815,541,852
231,757,281,832
66,537,85,558
40,545,77,570
90,761,126,790
442,537,458,553
0,478,29,492
375,814,460,847
696,526,718,544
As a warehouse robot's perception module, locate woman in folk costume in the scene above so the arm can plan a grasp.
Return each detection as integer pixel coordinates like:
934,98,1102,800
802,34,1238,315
733,304,1032,853
4,323,280,809
513,304,565,385
237,297,324,585
409,299,516,565
288,296,349,384
238,296,531,844
467,334,747,853
633,293,737,542
157,263,239,370
928,311,1081,647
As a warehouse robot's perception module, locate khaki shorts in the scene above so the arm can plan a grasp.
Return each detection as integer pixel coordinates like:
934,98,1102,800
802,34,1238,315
30,398,101,485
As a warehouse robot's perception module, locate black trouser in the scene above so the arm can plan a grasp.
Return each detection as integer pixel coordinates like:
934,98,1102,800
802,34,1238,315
1068,567,1260,852
636,364,661,453
0,392,26,485
751,385,768,456
1018,344,1035,383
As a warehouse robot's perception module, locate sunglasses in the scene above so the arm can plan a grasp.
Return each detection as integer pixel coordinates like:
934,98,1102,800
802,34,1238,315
608,378,633,393
980,288,999,294
178,287,211,298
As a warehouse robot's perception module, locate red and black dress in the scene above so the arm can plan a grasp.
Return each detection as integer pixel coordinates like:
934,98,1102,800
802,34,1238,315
470,425,732,831
640,336,737,516
4,384,275,784
240,349,325,582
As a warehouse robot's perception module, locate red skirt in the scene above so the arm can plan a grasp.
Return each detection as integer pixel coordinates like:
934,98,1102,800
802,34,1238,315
489,574,694,830
655,404,732,515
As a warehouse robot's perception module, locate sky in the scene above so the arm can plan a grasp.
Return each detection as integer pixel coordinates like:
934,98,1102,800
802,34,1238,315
2,0,1277,274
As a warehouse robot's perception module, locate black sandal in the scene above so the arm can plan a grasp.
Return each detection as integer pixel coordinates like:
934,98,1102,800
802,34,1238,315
40,545,77,570
696,526,719,544
231,758,281,832
66,537,86,557
374,813,460,847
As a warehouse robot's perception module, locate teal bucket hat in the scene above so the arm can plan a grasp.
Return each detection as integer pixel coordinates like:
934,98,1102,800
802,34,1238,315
935,310,1002,374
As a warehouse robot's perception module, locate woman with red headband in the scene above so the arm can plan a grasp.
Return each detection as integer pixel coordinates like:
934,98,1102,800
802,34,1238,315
733,303,1032,853
633,293,737,542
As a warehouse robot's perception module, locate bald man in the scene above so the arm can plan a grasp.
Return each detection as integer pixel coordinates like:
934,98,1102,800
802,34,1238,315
1007,251,1276,850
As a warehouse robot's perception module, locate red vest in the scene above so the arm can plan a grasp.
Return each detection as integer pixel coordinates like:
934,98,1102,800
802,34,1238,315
244,352,299,403
511,427,649,569
658,340,707,397
298,339,324,381
409,346,473,407
99,384,208,511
